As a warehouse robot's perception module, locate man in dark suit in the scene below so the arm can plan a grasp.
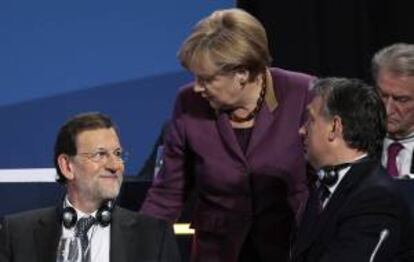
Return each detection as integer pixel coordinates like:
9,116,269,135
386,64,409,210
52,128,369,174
291,78,414,262
0,112,180,262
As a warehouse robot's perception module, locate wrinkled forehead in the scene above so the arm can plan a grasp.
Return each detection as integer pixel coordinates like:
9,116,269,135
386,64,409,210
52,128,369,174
377,69,414,93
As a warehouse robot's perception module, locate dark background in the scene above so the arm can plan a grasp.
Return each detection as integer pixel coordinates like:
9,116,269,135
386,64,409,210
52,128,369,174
238,0,414,83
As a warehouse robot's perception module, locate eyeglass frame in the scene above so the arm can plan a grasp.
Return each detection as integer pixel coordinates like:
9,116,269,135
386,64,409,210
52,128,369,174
74,148,128,163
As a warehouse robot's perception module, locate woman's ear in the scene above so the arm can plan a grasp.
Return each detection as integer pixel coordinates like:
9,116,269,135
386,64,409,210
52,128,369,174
235,70,250,87
57,154,75,181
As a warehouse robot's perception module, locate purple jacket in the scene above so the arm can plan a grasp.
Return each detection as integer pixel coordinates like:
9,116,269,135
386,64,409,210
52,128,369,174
141,68,314,260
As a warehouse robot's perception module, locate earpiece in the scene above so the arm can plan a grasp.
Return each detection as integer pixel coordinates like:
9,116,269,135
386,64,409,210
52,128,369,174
320,167,340,187
61,201,113,228
95,201,113,227
62,206,77,228
319,156,369,187
320,163,351,187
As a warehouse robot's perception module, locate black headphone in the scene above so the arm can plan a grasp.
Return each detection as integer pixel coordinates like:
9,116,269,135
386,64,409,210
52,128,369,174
319,156,370,187
320,163,352,187
61,200,113,228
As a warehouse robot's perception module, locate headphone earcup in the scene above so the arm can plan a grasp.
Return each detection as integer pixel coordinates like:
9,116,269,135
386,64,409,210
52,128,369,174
321,169,338,187
62,206,77,228
96,202,112,227
61,201,113,228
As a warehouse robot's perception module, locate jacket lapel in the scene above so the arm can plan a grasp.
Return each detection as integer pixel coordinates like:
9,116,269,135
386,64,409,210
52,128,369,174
246,102,274,157
34,208,60,262
247,69,277,157
293,160,378,258
216,111,247,164
110,207,137,262
215,69,277,163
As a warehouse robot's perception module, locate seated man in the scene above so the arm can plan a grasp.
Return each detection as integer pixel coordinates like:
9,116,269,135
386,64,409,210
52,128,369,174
291,78,414,262
0,112,180,262
372,43,414,178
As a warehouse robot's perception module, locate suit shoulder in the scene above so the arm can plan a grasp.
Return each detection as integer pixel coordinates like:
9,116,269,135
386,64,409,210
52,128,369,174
270,67,315,87
269,67,315,105
3,207,56,224
1,207,58,237
116,207,170,227
346,165,404,212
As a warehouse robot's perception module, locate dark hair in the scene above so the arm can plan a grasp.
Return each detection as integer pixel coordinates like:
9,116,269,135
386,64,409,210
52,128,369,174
313,78,386,158
54,112,116,183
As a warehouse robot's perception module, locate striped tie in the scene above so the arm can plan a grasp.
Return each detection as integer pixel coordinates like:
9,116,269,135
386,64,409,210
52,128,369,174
75,216,96,262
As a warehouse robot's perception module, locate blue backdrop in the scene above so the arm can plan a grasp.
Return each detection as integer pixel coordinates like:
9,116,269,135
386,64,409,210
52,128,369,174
0,0,233,176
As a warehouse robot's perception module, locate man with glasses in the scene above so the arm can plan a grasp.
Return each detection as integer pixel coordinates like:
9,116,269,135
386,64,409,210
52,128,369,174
0,112,180,262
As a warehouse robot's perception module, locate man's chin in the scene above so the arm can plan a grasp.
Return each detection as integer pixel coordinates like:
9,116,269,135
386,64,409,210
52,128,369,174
387,126,408,139
99,187,120,201
305,154,321,170
387,121,402,132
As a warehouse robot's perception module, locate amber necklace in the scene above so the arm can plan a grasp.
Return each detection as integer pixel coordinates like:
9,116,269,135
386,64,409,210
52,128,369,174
229,77,266,123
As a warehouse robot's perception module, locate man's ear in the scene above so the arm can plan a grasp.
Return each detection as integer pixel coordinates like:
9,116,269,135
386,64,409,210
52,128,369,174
57,154,75,181
328,116,343,141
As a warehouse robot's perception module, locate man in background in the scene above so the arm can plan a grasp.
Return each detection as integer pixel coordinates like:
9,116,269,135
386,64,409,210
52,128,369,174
372,43,414,178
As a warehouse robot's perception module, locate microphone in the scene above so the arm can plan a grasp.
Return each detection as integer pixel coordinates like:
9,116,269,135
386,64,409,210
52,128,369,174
369,229,389,262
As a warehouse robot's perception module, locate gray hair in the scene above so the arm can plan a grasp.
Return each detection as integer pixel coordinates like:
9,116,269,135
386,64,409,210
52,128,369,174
372,43,414,79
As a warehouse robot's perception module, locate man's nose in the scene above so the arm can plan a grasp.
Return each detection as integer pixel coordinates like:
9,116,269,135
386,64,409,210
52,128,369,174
384,97,396,115
105,154,124,172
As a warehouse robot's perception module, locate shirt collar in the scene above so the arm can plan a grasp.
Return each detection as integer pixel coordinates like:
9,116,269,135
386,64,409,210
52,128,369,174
386,131,414,143
317,153,368,193
64,196,98,218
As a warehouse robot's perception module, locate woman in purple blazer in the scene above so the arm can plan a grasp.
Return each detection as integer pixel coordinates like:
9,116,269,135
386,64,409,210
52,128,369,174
141,8,314,262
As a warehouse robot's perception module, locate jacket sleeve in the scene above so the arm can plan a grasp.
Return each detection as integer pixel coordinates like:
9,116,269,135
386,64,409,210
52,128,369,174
140,88,194,222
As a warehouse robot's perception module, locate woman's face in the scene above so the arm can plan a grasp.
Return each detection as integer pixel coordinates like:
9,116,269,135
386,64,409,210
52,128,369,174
191,65,244,110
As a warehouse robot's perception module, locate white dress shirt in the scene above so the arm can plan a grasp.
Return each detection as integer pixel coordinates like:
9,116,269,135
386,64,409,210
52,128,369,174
58,198,110,262
382,133,414,178
317,166,350,209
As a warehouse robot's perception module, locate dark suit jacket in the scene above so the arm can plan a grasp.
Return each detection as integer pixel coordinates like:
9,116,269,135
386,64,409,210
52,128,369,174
0,206,180,262
291,160,414,262
141,68,314,261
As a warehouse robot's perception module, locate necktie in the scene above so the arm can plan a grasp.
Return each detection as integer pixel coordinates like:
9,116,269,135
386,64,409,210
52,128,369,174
387,142,404,177
316,184,331,212
294,184,330,249
75,216,96,262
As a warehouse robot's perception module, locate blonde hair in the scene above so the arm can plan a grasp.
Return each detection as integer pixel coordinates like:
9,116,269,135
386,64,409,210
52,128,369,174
178,8,272,81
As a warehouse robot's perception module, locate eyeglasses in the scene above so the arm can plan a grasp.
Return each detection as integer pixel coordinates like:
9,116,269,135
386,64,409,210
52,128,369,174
76,148,128,163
